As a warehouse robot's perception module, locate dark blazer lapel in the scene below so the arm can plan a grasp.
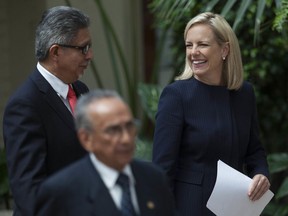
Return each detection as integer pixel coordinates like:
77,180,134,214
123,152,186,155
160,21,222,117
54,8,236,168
132,162,157,216
71,82,88,98
30,70,75,130
85,158,122,216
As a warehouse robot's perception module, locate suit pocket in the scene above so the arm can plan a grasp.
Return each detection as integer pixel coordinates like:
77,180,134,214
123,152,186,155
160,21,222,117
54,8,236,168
175,169,204,185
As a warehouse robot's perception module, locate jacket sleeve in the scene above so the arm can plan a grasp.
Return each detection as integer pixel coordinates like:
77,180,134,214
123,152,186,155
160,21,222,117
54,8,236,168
244,85,270,178
3,97,47,216
152,84,184,188
34,180,66,216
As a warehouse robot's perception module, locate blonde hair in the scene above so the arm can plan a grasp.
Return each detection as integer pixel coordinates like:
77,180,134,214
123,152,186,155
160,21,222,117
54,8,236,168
176,12,243,90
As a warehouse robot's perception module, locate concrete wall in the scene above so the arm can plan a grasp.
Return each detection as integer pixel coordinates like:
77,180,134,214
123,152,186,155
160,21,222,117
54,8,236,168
0,0,46,148
0,0,143,148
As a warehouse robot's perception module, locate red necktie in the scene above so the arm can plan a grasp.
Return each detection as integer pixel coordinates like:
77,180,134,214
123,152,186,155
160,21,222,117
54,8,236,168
67,85,77,114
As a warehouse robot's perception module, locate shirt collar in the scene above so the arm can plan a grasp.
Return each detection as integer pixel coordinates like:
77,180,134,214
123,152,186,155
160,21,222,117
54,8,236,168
89,153,135,189
37,62,69,99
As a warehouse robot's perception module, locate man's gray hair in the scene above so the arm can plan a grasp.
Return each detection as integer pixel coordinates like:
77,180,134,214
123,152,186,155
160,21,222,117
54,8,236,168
35,6,90,61
74,89,122,132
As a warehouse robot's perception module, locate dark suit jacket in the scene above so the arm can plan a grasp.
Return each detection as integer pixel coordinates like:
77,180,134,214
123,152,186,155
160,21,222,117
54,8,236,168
3,68,89,216
152,78,269,216
35,156,177,216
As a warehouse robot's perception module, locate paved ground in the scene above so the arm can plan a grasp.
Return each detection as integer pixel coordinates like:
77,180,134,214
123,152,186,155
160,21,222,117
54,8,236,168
0,210,12,216
0,198,13,216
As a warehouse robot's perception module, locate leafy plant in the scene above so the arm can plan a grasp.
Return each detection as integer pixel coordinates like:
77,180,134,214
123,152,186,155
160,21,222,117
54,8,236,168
149,0,287,43
273,0,288,32
134,138,153,161
137,83,162,123
262,153,288,215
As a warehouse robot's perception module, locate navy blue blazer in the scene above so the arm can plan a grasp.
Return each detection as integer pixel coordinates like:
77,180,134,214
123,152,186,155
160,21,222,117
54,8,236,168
35,156,177,216
3,69,89,216
152,78,269,216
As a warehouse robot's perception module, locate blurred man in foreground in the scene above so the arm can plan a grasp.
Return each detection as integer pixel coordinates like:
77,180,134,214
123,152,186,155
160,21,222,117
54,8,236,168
35,89,177,216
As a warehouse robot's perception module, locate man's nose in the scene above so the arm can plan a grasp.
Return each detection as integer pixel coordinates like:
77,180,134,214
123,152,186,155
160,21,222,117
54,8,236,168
85,48,93,60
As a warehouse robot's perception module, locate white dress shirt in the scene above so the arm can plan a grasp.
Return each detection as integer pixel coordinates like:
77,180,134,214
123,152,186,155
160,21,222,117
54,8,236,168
89,153,140,214
37,62,72,113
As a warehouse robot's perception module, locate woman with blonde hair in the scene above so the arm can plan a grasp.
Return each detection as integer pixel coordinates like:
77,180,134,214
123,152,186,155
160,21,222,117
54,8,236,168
153,12,270,216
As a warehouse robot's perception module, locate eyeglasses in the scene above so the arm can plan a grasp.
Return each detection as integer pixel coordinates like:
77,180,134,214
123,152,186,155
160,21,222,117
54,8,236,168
56,43,91,55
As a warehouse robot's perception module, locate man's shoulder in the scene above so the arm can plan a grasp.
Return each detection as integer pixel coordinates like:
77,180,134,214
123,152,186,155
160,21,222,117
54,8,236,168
73,80,89,94
5,74,39,107
131,159,166,178
39,156,92,190
49,156,90,178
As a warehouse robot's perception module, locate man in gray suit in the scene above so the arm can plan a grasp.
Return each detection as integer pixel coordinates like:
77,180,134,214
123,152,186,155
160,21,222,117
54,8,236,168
35,90,177,216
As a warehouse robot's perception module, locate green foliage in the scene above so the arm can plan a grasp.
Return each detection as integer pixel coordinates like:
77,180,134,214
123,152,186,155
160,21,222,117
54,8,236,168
137,83,162,123
264,153,288,215
268,153,288,174
273,0,288,32
263,202,288,216
267,153,288,200
134,138,152,161
148,0,196,30
135,83,162,160
276,178,288,199
149,0,286,44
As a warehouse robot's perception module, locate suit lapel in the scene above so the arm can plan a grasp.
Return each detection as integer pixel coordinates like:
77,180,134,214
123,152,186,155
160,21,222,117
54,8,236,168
30,70,75,130
71,82,85,98
84,157,122,216
132,161,157,216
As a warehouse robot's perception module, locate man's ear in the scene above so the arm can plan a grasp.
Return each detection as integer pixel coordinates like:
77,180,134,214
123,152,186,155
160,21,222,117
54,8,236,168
48,44,60,60
77,128,92,152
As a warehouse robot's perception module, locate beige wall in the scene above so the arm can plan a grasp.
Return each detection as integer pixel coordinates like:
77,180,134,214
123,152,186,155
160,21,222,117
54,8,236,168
0,0,143,148
0,0,45,148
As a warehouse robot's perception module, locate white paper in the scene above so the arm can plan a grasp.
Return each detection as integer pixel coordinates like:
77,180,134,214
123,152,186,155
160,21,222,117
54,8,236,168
206,160,274,216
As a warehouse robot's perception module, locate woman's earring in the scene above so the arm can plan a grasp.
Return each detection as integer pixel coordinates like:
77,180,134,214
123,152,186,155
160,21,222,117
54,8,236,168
222,56,226,61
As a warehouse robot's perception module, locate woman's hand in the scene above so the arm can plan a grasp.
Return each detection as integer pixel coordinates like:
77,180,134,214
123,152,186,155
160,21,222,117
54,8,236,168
248,174,271,201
